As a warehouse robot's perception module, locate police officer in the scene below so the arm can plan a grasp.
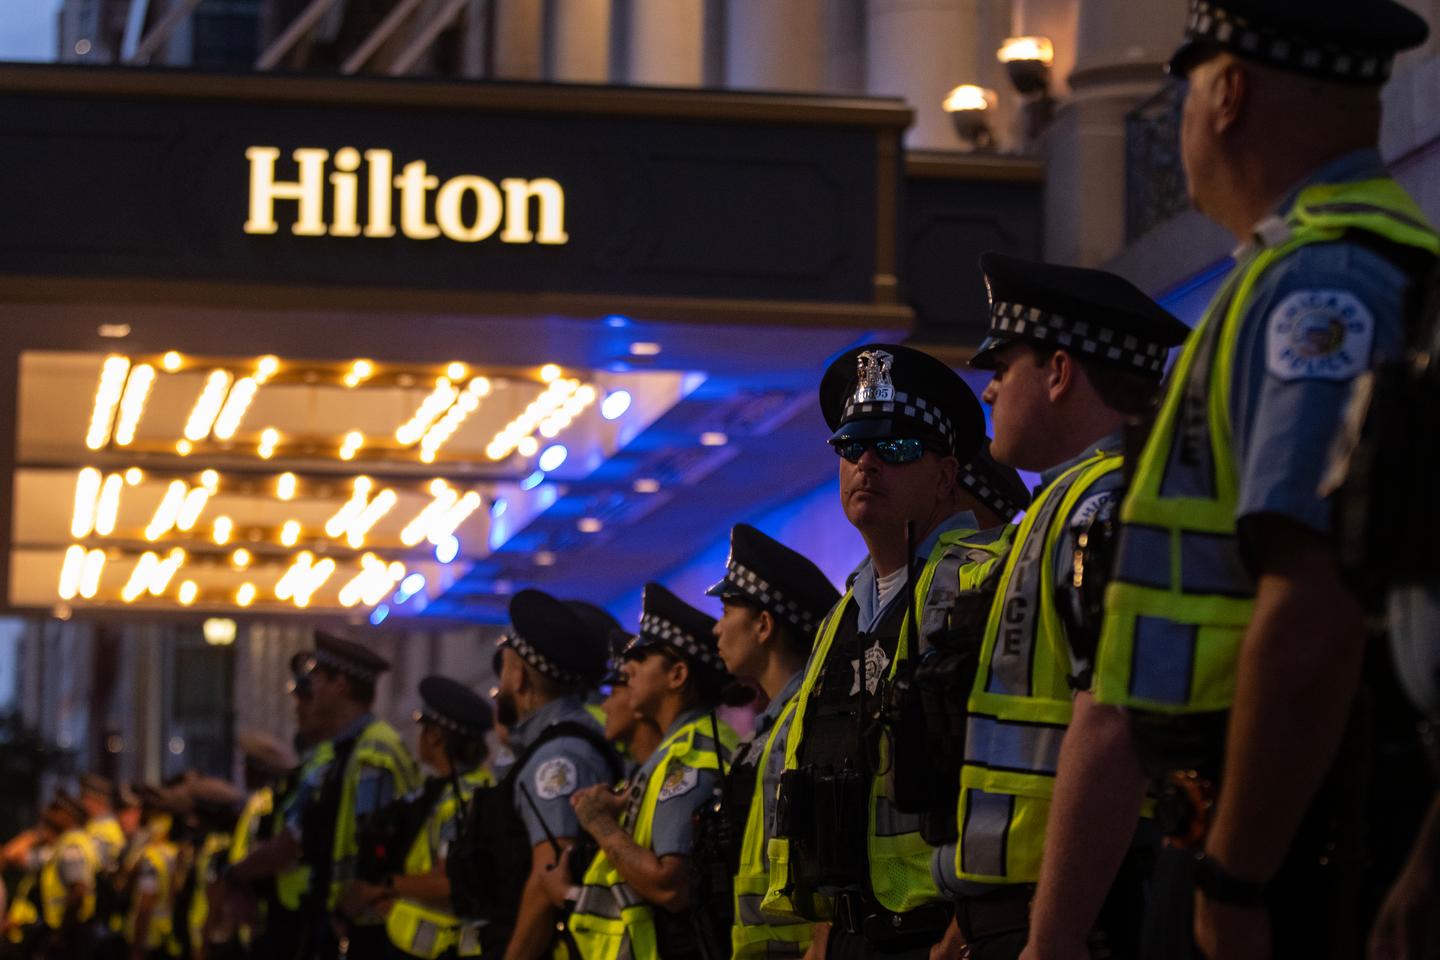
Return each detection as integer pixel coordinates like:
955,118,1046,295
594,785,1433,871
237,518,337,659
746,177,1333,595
329,676,489,960
77,775,127,960
224,731,297,956
3,799,67,959
35,791,97,960
125,785,185,960
230,635,420,959
1085,3,1439,957
343,676,493,960
598,631,663,777
224,656,332,959
704,524,840,959
761,343,989,959
930,254,1186,960
567,582,740,960
184,778,243,960
450,589,618,960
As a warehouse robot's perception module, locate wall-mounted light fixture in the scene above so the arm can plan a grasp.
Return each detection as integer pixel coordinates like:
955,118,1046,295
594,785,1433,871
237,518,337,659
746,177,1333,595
998,36,1057,150
942,85,999,152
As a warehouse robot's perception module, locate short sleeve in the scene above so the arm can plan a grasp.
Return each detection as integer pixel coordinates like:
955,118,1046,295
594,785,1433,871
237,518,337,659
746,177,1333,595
1229,242,1408,539
352,764,397,822
649,761,718,858
515,737,612,848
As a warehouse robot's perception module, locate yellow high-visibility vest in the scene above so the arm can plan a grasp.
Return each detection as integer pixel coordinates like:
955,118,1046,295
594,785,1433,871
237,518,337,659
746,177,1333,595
40,828,99,929
386,768,494,959
1096,177,1439,715
956,450,1122,882
570,714,737,960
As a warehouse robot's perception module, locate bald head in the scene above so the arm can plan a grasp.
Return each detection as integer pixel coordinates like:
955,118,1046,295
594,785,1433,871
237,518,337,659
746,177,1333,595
1180,52,1383,237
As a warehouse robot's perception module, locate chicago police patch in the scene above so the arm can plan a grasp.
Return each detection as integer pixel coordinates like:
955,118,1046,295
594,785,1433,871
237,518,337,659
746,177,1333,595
1266,290,1374,381
533,757,578,800
657,762,699,801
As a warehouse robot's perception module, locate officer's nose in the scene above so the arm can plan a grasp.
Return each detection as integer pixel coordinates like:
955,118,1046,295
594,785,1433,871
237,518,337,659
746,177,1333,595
981,378,999,406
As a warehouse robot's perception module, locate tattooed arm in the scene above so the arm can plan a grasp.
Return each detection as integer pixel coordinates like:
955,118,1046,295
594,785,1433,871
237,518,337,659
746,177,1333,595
572,785,693,913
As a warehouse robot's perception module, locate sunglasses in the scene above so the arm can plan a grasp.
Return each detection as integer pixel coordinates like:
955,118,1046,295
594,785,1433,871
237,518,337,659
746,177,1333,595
830,437,933,465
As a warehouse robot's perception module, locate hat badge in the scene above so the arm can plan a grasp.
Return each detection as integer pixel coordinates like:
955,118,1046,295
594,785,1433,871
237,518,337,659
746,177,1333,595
853,349,895,404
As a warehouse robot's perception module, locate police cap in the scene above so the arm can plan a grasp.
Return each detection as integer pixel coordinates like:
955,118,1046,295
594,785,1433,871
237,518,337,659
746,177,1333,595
820,343,987,462
416,676,494,739
309,631,390,684
501,588,609,688
973,252,1189,378
958,439,1032,523
1170,0,1428,85
705,524,839,638
51,789,86,823
626,582,729,682
187,777,245,814
237,729,298,776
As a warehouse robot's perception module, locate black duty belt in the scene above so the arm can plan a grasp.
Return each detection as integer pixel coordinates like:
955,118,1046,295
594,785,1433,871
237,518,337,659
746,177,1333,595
952,885,1034,943
831,893,952,945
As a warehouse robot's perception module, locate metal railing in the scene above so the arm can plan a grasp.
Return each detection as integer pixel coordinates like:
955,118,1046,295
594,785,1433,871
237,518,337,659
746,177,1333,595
1124,80,1190,243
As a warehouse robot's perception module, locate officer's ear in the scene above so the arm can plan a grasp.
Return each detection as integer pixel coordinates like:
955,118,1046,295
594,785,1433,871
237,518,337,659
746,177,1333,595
754,609,776,646
935,454,959,494
1201,55,1249,137
1044,349,1076,403
667,656,690,693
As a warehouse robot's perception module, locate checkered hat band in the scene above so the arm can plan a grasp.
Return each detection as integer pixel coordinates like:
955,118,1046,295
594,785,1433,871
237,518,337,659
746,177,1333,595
958,465,1021,522
725,560,820,634
313,648,378,683
506,631,584,686
640,613,723,672
841,390,954,444
418,709,484,738
990,300,1170,375
1185,0,1392,82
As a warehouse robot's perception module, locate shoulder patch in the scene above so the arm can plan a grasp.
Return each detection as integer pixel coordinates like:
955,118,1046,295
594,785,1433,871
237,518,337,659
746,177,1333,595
657,762,699,802
533,757,578,801
1068,492,1115,532
1265,290,1374,381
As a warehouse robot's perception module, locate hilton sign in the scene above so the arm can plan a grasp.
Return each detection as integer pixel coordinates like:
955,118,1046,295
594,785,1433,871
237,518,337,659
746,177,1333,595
243,146,570,245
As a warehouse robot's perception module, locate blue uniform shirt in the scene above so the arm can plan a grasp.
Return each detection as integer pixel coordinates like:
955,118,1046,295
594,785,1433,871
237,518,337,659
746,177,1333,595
850,510,981,633
744,670,805,844
1230,148,1409,542
624,708,722,858
509,697,613,849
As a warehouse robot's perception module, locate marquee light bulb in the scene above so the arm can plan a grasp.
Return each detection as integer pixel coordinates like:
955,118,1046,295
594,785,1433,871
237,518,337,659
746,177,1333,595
161,351,183,372
276,472,297,500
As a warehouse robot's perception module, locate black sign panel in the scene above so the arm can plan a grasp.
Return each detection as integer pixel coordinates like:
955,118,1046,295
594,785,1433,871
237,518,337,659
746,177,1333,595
0,73,893,305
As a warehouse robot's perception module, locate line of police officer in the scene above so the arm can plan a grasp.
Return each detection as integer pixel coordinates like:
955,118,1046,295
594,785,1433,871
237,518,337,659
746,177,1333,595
6,0,1440,956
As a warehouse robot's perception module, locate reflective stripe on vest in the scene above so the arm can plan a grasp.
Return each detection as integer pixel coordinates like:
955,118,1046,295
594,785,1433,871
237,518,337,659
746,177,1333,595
387,768,495,959
765,528,1010,916
40,829,99,929
7,873,40,941
188,832,232,947
230,788,272,865
732,696,811,959
331,720,422,907
956,451,1122,883
570,715,737,960
1095,177,1440,714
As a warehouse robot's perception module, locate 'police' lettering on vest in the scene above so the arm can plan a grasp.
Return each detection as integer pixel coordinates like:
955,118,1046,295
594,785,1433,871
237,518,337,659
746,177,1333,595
243,147,570,245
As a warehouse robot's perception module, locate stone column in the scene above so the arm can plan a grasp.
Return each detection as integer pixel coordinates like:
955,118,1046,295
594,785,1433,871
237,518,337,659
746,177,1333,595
492,0,545,80
866,0,985,151
551,0,612,82
1042,0,1186,265
725,0,825,91
627,0,704,87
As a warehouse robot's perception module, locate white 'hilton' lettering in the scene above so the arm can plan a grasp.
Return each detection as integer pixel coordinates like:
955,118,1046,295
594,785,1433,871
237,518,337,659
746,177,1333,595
242,146,570,245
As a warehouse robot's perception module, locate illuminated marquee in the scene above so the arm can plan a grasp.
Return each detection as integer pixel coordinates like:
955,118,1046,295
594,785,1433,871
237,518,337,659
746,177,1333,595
243,146,569,245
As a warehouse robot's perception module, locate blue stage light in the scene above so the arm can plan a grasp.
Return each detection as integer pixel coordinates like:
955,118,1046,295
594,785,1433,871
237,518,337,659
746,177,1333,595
399,573,426,600
435,535,460,564
369,604,390,625
491,497,508,518
520,470,545,491
538,444,568,472
604,315,630,328
600,390,632,420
